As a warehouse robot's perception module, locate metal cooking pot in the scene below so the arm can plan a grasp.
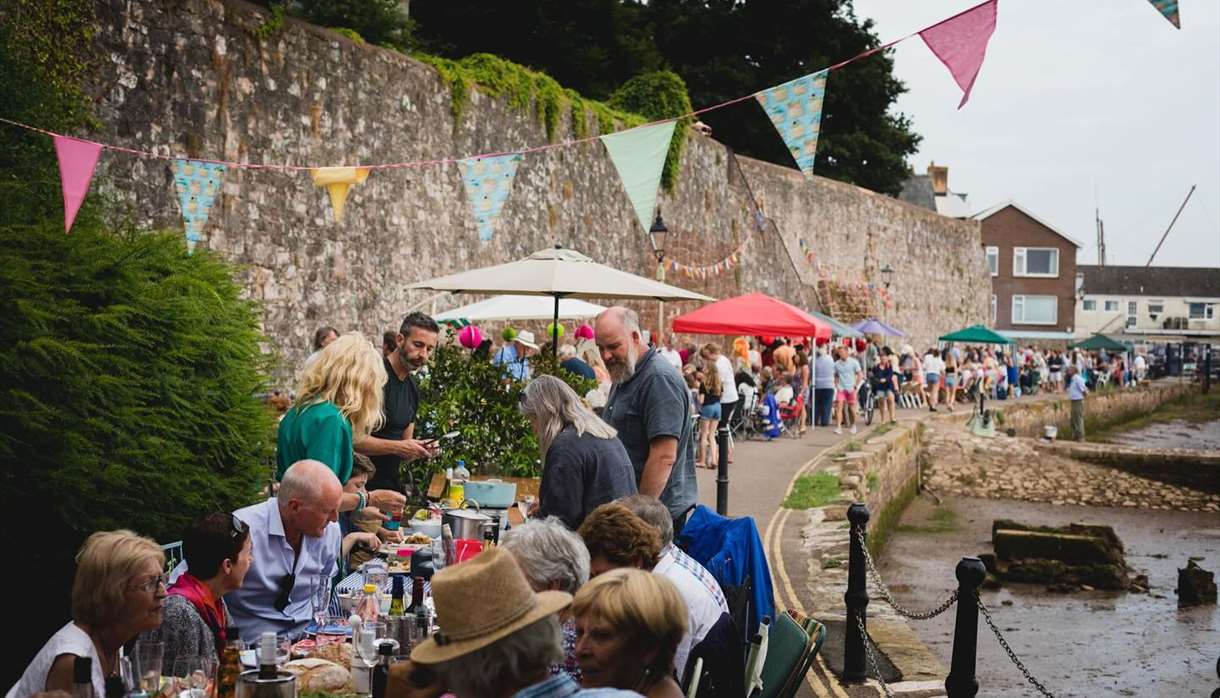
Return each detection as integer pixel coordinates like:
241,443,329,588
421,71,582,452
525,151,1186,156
442,507,492,540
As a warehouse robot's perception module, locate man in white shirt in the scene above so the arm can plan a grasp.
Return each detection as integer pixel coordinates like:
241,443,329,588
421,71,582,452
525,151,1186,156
657,334,684,372
617,495,729,679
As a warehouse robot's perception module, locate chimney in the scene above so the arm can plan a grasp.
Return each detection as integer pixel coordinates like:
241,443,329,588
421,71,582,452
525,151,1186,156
928,162,948,196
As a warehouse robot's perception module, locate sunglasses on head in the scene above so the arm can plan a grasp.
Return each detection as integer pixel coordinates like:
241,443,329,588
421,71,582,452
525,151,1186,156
273,573,296,613
230,514,247,539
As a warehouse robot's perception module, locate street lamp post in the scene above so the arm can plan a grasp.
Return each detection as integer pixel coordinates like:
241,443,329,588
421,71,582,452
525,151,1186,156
649,211,669,340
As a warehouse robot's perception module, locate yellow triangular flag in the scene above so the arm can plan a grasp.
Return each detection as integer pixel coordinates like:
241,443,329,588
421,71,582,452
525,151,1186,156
310,167,370,222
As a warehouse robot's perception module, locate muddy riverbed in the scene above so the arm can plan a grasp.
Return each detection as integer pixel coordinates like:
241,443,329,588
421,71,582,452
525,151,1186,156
877,495,1220,697
1103,417,1220,451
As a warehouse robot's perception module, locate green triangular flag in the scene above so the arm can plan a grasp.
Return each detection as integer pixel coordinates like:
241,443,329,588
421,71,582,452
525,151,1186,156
599,121,677,233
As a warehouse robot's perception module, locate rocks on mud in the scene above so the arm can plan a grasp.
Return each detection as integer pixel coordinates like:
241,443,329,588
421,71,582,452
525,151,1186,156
987,519,1132,591
1176,558,1217,608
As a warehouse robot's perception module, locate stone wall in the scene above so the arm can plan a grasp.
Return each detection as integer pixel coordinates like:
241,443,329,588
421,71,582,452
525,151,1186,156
995,380,1196,438
87,0,990,381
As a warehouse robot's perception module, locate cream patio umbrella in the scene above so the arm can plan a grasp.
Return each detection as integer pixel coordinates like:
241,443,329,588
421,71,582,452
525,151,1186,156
410,246,714,353
434,295,608,323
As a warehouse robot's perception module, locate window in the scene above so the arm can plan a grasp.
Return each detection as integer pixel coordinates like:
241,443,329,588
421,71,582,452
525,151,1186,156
1013,247,1059,277
991,294,997,324
1012,295,1058,325
1189,303,1215,320
1082,299,1097,311
1147,300,1164,314
1104,300,1119,312
985,247,999,276
1126,301,1138,328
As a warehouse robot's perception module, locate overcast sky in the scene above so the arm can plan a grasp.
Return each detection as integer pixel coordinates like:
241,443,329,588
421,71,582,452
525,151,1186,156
851,0,1220,268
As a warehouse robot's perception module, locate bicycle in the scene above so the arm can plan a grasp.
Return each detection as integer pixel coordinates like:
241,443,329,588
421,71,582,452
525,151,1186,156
857,381,876,426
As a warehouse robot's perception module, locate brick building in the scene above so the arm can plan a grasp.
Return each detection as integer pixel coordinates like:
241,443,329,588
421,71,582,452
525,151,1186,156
974,202,1081,342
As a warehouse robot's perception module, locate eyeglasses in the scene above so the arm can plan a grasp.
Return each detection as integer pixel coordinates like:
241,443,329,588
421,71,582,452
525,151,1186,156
131,574,169,594
230,514,247,539
273,573,296,613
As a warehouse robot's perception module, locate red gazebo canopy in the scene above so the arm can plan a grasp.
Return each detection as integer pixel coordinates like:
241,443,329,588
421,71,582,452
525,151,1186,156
670,292,832,339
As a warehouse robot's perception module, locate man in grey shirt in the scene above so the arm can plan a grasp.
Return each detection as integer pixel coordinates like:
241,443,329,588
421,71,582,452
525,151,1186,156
595,307,698,535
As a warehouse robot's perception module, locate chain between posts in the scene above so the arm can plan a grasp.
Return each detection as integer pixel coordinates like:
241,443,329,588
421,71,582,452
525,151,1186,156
855,613,894,698
856,528,959,620
975,592,1057,698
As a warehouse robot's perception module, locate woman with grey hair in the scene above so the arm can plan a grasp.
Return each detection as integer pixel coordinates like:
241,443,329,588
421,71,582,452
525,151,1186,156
520,375,637,529
501,517,592,682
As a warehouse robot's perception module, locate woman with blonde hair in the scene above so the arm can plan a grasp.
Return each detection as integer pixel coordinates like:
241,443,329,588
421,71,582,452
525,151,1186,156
276,333,387,512
577,338,611,386
520,375,636,529
695,366,721,469
11,531,165,698
571,568,688,698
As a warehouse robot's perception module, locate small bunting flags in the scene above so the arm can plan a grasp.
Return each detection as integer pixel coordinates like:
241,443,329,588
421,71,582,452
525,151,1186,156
919,0,998,109
755,70,829,177
173,159,226,252
599,121,677,233
458,153,523,242
310,166,370,223
53,135,102,233
1147,0,1180,28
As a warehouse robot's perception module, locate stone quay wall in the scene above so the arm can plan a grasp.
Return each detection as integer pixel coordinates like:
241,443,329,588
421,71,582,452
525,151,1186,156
995,380,1196,439
86,0,990,382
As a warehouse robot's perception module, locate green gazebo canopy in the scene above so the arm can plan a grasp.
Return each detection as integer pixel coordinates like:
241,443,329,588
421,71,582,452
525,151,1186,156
938,324,1014,345
1070,333,1128,351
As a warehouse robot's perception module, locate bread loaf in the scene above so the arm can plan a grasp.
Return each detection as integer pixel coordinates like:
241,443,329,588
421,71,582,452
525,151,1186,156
283,658,350,692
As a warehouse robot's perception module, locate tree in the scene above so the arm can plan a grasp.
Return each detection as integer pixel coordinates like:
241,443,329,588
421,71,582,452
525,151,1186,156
407,0,921,195
295,0,415,49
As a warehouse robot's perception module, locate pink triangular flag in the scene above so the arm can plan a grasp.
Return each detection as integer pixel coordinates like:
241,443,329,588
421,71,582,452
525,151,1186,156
919,0,998,109
53,136,103,233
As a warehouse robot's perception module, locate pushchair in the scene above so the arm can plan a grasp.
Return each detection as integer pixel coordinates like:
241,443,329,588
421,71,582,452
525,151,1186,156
1019,364,1039,396
777,392,806,438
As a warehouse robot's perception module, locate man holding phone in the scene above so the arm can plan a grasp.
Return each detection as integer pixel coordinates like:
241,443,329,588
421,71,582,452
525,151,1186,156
357,312,441,494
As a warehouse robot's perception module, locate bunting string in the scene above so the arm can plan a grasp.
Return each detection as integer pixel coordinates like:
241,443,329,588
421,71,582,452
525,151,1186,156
0,0,1000,174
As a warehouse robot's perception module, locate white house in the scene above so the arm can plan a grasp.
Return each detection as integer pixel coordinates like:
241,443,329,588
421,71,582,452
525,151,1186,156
1075,265,1220,340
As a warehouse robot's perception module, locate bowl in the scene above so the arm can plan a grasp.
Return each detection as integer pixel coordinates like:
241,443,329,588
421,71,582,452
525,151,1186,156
407,518,442,539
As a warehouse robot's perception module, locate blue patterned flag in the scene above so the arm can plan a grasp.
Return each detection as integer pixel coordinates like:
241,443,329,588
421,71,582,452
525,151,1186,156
1147,0,1180,28
459,153,523,242
173,159,226,252
755,70,829,178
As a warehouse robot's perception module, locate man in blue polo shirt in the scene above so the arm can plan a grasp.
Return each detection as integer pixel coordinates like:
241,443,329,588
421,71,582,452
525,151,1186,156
1066,365,1088,441
595,307,697,536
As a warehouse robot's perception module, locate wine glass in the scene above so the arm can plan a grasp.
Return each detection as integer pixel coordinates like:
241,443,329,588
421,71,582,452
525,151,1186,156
310,575,331,630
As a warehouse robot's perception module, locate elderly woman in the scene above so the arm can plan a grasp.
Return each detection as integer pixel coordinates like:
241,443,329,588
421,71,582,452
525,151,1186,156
278,333,403,518
571,568,688,698
390,548,635,698
142,513,252,668
501,517,592,682
11,531,165,698
519,375,637,529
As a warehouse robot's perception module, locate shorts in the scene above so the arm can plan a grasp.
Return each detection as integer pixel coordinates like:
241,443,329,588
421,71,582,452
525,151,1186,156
872,383,893,395
925,373,940,386
699,403,722,420
945,374,958,387
835,389,857,404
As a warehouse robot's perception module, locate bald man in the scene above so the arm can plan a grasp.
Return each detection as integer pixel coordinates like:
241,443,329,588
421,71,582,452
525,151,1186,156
225,460,362,639
595,307,697,536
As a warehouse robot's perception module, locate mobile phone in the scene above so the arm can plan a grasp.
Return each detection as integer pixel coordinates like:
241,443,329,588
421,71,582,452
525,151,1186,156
421,431,459,446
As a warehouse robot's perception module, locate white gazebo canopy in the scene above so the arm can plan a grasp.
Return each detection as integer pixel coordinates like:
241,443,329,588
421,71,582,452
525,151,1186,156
434,295,608,323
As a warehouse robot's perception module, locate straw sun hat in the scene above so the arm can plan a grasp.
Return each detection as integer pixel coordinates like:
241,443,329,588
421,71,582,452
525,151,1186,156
410,547,572,664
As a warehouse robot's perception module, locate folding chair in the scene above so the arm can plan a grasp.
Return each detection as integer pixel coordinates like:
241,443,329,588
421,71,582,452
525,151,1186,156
755,612,825,698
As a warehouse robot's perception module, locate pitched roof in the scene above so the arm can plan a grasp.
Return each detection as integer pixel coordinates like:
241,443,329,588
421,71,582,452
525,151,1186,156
1077,265,1220,298
973,200,1083,248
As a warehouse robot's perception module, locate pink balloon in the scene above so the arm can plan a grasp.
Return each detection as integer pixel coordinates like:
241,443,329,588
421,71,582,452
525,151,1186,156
459,325,483,349
575,324,595,340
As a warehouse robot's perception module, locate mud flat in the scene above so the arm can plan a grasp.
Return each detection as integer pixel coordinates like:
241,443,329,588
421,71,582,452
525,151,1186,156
876,495,1220,697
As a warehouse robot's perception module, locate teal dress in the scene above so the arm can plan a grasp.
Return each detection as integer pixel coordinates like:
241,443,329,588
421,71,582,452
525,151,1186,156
275,400,353,484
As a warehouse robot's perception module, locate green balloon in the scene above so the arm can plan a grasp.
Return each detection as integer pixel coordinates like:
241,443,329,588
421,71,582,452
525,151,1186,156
502,326,517,342
547,322,564,338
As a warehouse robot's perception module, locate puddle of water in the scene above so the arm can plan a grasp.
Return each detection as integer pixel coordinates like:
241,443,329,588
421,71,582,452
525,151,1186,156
877,496,1220,697
1104,418,1220,450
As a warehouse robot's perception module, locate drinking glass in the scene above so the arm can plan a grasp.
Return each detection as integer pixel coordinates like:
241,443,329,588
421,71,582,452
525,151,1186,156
310,575,331,629
354,627,381,666
134,641,163,694
172,656,217,698
118,657,135,693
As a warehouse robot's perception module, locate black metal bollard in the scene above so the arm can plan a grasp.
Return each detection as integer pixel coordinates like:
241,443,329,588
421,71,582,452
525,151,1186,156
944,557,988,698
843,503,870,682
716,423,730,515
